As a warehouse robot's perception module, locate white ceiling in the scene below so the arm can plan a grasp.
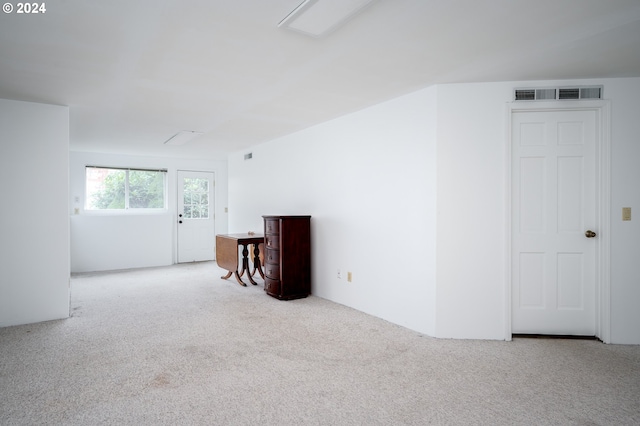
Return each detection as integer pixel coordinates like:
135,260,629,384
2,0,640,159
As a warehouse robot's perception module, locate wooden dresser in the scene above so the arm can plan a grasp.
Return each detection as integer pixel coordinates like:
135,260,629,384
263,215,311,300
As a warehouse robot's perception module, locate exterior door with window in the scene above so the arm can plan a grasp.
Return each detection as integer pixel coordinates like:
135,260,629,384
511,109,598,336
177,171,215,263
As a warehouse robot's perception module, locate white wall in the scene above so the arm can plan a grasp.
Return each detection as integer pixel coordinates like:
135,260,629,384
435,82,512,339
229,87,438,336
228,77,640,344
605,79,640,345
435,77,640,344
69,152,228,273
0,99,70,327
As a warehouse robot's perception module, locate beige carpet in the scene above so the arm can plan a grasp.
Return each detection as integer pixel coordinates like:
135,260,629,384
1,261,639,425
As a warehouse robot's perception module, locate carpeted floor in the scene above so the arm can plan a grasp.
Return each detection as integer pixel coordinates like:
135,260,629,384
1,261,639,425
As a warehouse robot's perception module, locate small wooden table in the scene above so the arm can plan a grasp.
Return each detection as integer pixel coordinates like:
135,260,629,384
216,233,265,286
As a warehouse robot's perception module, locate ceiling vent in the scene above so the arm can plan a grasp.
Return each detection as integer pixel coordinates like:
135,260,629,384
514,86,602,101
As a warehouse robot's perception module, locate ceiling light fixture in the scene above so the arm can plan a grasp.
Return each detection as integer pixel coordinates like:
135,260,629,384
278,0,375,38
163,130,204,146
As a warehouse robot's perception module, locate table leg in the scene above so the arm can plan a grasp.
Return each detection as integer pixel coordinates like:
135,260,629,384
233,243,252,286
221,271,232,279
233,271,247,286
251,243,265,280
244,243,260,286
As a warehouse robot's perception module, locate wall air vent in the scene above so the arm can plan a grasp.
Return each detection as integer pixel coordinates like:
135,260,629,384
515,89,535,101
514,86,602,101
580,86,602,99
558,88,579,99
537,88,557,100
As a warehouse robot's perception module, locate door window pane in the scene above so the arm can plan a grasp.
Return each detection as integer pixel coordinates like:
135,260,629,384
183,178,209,219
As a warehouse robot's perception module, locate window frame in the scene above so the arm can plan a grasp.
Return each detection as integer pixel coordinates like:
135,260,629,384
181,176,211,220
84,166,168,214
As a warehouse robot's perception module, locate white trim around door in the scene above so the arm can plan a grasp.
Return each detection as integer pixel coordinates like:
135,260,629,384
505,100,611,343
176,170,216,263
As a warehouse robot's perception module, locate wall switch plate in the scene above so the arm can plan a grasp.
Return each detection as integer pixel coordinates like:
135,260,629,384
622,207,631,221
347,272,352,282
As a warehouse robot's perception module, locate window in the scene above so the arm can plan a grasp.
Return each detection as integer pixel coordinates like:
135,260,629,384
182,177,209,219
85,166,167,211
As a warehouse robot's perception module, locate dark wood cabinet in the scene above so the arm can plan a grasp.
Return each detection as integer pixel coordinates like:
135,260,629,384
263,215,311,300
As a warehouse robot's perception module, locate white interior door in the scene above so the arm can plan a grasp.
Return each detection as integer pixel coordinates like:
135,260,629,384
177,171,215,263
511,109,597,335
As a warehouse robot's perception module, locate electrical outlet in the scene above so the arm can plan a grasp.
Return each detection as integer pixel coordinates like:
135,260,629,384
337,269,342,279
347,272,352,282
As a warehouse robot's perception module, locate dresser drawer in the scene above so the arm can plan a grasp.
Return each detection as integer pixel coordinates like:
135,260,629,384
264,219,280,235
265,277,281,295
264,263,280,280
262,215,311,300
265,248,280,265
265,234,279,249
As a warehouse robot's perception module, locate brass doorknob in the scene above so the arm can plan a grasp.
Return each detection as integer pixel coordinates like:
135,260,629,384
585,230,597,238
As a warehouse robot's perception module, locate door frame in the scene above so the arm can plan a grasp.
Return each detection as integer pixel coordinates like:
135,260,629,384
176,169,216,263
505,100,611,343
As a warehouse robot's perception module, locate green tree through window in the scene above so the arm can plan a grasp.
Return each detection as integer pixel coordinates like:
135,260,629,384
86,167,166,210
182,178,209,219
129,170,165,208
